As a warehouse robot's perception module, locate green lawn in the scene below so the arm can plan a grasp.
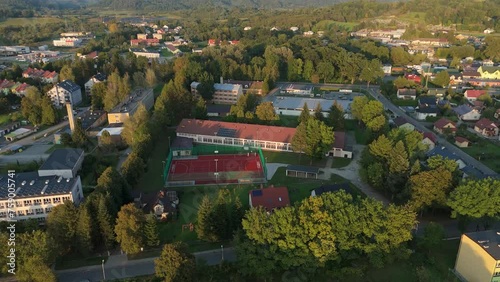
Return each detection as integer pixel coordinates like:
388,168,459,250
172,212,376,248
0,17,62,27
313,20,359,31
461,140,500,173
55,254,108,270
392,98,418,107
160,49,173,57
331,157,352,168
277,115,299,128
262,151,328,167
0,111,23,126
345,120,370,145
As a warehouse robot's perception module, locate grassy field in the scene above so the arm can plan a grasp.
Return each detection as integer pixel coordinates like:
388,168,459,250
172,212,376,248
160,49,173,57
345,120,370,145
313,20,359,31
0,111,23,126
461,140,500,173
392,98,418,107
0,17,63,27
262,151,328,167
55,254,108,270
331,157,352,168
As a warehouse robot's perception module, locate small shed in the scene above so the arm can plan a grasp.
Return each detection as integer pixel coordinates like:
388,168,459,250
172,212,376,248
455,136,470,148
171,137,193,157
285,165,319,179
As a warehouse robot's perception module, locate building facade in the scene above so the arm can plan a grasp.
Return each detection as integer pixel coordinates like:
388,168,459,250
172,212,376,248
53,37,82,47
46,80,82,107
190,82,243,104
107,88,154,124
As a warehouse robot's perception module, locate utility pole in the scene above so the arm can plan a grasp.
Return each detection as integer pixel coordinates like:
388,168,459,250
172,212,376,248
101,259,106,281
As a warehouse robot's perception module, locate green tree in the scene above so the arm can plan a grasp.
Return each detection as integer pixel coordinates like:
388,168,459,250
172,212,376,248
393,77,416,89
296,119,335,161
76,205,94,255
145,68,157,88
122,104,152,155
298,102,310,124
46,202,78,256
97,194,116,251
390,47,411,66
351,96,369,121
60,132,73,146
410,168,453,211
59,65,75,82
196,196,216,242
193,97,208,119
132,71,146,88
418,222,445,255
255,102,279,123
99,130,115,152
72,119,88,148
91,82,106,110
369,134,393,160
21,87,42,126
303,60,314,81
360,59,384,87
447,178,500,219
326,101,345,130
316,61,334,82
40,96,56,125
16,230,56,282
291,121,308,161
432,71,450,88
484,36,500,61
155,242,196,282
144,213,160,248
388,140,409,174
197,72,215,100
114,203,146,254
361,100,386,132
120,152,145,186
313,103,324,121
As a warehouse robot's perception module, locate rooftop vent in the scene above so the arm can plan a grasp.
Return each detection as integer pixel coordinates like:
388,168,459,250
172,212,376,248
57,176,63,183
278,197,282,202
29,180,34,185
483,245,490,249
21,181,26,186
66,178,70,182
45,180,49,184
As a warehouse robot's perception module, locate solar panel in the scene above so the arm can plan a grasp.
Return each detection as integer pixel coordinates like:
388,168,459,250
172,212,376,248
252,190,263,197
217,127,237,138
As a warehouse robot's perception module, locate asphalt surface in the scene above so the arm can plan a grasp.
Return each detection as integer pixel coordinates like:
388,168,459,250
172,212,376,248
56,248,236,282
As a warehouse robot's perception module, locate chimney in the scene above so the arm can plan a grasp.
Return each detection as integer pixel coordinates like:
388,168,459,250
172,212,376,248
66,102,76,133
220,76,223,84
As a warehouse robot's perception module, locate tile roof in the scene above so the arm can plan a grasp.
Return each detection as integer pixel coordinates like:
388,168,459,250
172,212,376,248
423,132,437,143
465,90,487,98
397,88,417,96
434,118,456,130
39,148,84,171
475,118,498,130
426,146,462,161
332,131,346,149
418,96,437,106
455,136,469,143
177,119,297,144
249,186,290,212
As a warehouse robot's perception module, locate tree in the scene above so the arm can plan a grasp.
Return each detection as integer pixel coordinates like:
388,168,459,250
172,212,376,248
76,205,94,255
196,196,216,242
326,101,345,130
484,36,500,61
409,167,452,211
155,242,196,282
432,71,450,88
388,141,409,174
114,203,145,254
360,59,384,87
21,87,42,126
99,130,115,152
313,103,324,121
120,152,145,186
145,68,157,88
193,97,208,119
369,134,393,160
46,202,78,256
144,213,160,248
298,102,310,124
291,121,308,161
361,100,386,132
197,72,215,100
40,96,56,125
393,77,415,89
316,61,334,82
59,65,75,82
255,102,278,123
122,104,152,155
303,60,314,81
418,222,445,254
72,119,88,148
390,47,411,66
96,167,129,209
447,178,500,219
60,132,73,146
97,194,116,251
351,96,369,121
16,230,56,282
293,119,335,161
132,72,146,88
91,82,106,110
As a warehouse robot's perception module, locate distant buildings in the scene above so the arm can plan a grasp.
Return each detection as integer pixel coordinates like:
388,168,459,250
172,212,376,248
190,82,243,105
129,48,160,59
46,80,82,107
53,37,82,47
84,73,107,95
22,67,58,84
107,88,154,124
272,97,352,118
0,79,30,96
280,84,313,96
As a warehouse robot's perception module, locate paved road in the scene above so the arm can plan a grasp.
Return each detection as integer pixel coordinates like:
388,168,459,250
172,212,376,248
56,248,236,282
366,87,498,176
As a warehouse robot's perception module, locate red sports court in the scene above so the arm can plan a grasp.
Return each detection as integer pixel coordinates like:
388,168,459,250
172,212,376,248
167,154,265,185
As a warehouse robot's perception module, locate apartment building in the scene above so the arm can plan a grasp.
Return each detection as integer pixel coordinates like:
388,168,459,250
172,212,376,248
190,82,243,104
46,80,82,107
53,37,82,47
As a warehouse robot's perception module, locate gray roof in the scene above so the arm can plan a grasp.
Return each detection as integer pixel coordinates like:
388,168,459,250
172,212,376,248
207,104,231,114
461,165,484,179
0,172,78,199
286,165,319,174
39,148,83,171
171,137,193,150
214,83,242,92
453,104,473,116
93,73,107,82
417,106,439,114
426,146,462,162
57,80,80,93
464,230,500,260
273,97,351,112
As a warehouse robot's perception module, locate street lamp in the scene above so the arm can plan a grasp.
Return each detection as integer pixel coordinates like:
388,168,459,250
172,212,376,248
101,259,106,281
214,159,218,172
221,244,224,261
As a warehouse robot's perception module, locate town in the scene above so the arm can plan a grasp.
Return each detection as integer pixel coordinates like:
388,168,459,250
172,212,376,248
0,0,499,281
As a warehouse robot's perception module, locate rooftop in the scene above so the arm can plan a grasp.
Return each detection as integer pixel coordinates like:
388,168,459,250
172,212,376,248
332,131,346,149
465,89,487,98
96,127,124,137
464,230,500,260
273,97,351,112
281,84,313,91
39,148,84,171
56,80,80,93
453,105,474,116
394,116,411,127
249,186,290,212
426,146,462,162
78,110,106,130
214,83,242,92
0,172,78,200
286,165,320,174
312,182,354,197
109,89,153,114
171,136,193,150
177,119,297,144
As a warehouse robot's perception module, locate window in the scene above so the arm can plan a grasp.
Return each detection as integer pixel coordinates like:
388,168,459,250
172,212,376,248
53,197,61,203
45,207,52,213
35,208,44,215
26,209,34,216
43,198,52,205
0,203,4,209
0,212,6,218
17,211,25,217
33,199,42,206
62,196,70,202
15,201,23,207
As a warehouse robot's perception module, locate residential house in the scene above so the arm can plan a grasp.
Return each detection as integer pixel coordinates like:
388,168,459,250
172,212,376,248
426,146,466,169
22,67,58,84
464,89,487,102
46,80,82,107
455,136,470,148
208,39,219,46
474,118,499,137
290,27,299,32
229,40,239,45
152,190,178,220
494,108,500,119
382,65,392,75
405,73,421,84
415,96,439,120
471,100,486,112
397,88,417,100
152,34,163,40
453,105,481,121
421,132,437,151
311,183,354,197
137,34,148,40
326,131,353,159
477,66,500,79
454,230,500,282
482,59,494,67
77,51,99,60
394,116,415,131
433,118,457,134
176,119,297,152
249,186,290,212
84,73,106,95
244,26,252,31
223,80,264,95
130,38,160,47
483,28,495,34
427,89,446,98
165,44,181,55
303,31,314,36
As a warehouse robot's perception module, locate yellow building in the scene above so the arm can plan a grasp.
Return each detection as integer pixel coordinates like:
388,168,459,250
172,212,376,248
478,66,500,80
454,230,500,282
108,88,155,124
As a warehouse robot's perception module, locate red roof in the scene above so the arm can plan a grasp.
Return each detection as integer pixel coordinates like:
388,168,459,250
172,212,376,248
465,90,487,98
229,40,239,45
423,132,437,143
455,136,469,143
0,79,15,89
249,186,290,212
405,74,421,83
332,131,346,149
434,118,456,130
165,44,177,52
475,118,498,130
177,119,297,144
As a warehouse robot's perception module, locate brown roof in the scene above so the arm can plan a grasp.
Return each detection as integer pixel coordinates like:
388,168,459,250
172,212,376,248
455,136,469,143
177,119,297,143
475,118,498,130
397,88,417,96
465,90,487,98
394,116,411,127
332,131,346,149
434,118,456,130
423,132,437,143
249,186,290,212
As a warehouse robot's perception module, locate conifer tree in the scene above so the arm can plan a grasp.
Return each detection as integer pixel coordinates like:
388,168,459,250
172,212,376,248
76,206,94,255
144,213,160,248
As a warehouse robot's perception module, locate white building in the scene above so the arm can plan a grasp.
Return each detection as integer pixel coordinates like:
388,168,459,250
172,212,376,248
47,80,82,107
190,82,243,104
53,37,82,47
272,97,352,118
382,65,392,75
129,48,160,59
280,84,313,95
244,26,252,31
84,73,107,95
0,172,83,222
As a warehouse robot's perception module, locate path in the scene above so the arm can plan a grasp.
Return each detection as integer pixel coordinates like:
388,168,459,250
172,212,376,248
265,163,288,180
56,248,236,282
